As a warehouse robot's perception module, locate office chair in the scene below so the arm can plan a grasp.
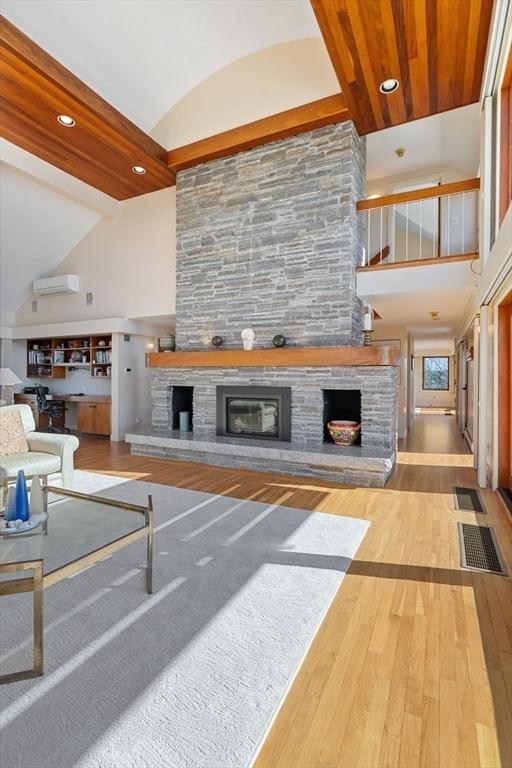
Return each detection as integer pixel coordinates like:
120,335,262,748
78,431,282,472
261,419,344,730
35,385,69,434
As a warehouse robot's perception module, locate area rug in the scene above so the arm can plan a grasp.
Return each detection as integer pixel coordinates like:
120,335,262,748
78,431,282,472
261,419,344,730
0,471,369,768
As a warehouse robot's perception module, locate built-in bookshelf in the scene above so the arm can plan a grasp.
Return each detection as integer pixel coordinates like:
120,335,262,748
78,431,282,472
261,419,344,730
27,335,112,379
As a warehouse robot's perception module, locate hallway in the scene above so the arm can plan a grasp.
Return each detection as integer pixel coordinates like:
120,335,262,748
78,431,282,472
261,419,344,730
75,414,512,767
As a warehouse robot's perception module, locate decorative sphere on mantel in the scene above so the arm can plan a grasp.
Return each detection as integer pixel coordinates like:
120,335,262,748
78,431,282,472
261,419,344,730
272,334,286,348
212,336,223,347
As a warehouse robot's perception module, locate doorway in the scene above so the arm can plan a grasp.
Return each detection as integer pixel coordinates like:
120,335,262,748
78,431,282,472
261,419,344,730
498,291,512,492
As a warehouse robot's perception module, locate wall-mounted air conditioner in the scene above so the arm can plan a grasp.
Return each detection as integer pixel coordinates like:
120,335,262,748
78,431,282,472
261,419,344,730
32,274,80,296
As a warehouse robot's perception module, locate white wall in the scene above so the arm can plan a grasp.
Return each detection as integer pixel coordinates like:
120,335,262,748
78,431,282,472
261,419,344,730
112,333,154,440
0,164,101,325
414,347,456,408
15,187,176,326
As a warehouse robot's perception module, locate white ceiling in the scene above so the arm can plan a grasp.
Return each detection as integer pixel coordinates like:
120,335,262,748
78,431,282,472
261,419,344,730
414,338,456,352
0,165,101,321
367,103,480,181
373,286,474,338
1,0,320,133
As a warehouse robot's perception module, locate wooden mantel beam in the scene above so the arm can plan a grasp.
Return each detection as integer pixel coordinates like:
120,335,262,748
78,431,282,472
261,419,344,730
0,15,175,200
147,345,399,369
167,93,350,173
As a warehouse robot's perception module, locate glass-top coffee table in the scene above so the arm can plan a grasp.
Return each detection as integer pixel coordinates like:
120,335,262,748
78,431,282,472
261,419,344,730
0,484,153,685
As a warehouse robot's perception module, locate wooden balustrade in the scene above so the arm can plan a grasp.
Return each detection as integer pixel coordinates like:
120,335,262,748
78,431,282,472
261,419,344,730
356,178,480,212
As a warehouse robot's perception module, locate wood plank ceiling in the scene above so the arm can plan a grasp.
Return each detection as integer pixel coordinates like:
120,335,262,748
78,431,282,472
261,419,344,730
310,0,494,135
0,3,495,191
0,15,175,200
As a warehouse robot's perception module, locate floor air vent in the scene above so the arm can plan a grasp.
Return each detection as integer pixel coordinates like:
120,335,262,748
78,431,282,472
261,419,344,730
454,486,485,514
457,523,507,575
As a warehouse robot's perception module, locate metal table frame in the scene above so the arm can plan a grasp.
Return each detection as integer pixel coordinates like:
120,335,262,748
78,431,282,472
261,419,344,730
0,485,153,684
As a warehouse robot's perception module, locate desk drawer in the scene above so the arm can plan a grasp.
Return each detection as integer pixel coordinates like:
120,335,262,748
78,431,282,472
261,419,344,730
76,402,110,435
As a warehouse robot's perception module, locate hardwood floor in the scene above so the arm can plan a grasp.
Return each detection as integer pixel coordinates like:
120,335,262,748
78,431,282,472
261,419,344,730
75,414,512,768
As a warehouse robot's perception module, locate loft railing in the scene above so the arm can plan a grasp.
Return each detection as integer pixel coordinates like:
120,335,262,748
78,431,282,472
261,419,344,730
357,178,480,268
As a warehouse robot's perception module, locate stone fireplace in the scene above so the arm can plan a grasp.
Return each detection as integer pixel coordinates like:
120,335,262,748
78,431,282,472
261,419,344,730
126,121,399,487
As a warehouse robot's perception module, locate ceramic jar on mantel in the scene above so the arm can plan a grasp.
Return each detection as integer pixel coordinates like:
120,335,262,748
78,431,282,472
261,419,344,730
159,334,176,352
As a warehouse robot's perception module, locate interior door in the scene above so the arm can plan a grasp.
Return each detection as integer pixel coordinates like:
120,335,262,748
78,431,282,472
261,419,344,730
466,358,474,443
498,299,512,490
509,306,512,491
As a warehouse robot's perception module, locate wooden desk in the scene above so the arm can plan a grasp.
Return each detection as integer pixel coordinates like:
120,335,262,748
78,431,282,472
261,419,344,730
14,393,64,429
14,394,111,435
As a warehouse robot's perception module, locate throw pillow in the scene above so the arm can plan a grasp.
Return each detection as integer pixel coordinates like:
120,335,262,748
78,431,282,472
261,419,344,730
0,410,29,456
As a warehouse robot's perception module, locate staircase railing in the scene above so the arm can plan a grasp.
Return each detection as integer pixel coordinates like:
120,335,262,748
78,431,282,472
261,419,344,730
357,178,480,268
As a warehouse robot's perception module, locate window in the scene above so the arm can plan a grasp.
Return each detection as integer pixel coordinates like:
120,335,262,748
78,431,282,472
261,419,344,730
500,47,512,225
422,356,449,390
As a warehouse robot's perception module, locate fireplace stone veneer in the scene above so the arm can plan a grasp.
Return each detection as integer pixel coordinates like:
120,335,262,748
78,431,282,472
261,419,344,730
126,122,399,487
126,364,398,487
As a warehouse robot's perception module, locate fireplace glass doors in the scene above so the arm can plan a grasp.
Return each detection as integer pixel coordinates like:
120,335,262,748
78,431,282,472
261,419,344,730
216,386,291,442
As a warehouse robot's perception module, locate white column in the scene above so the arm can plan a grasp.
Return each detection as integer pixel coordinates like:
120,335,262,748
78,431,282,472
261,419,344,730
477,306,489,487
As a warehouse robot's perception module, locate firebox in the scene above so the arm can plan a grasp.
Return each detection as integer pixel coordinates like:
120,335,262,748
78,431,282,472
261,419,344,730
322,389,362,444
216,386,291,442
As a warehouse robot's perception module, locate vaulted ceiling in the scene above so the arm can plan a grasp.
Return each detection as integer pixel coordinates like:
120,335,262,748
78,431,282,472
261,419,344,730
1,0,320,132
0,0,494,200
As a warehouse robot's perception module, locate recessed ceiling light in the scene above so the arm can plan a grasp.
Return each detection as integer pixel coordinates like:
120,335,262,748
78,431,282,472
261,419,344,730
379,79,399,94
132,166,146,175
366,193,382,200
57,114,75,127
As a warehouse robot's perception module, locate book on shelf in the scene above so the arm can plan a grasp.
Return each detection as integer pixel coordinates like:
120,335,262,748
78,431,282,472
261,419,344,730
28,351,51,364
94,350,111,363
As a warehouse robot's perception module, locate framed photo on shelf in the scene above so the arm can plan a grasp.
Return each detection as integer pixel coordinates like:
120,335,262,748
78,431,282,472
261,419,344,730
53,351,64,364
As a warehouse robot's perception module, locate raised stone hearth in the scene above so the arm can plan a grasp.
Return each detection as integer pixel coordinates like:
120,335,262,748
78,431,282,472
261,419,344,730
126,430,394,487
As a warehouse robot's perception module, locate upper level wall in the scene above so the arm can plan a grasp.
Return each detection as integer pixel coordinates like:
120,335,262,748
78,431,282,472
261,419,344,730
15,187,176,326
175,121,366,350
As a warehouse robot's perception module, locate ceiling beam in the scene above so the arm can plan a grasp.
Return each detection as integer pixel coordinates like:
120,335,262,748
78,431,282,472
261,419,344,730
0,16,175,200
167,93,350,172
311,0,493,135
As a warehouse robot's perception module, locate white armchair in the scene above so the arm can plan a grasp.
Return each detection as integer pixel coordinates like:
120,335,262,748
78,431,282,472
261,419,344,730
0,405,79,497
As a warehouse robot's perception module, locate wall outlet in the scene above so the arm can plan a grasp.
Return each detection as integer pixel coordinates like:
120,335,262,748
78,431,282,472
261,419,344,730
86,292,93,306
31,300,38,313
